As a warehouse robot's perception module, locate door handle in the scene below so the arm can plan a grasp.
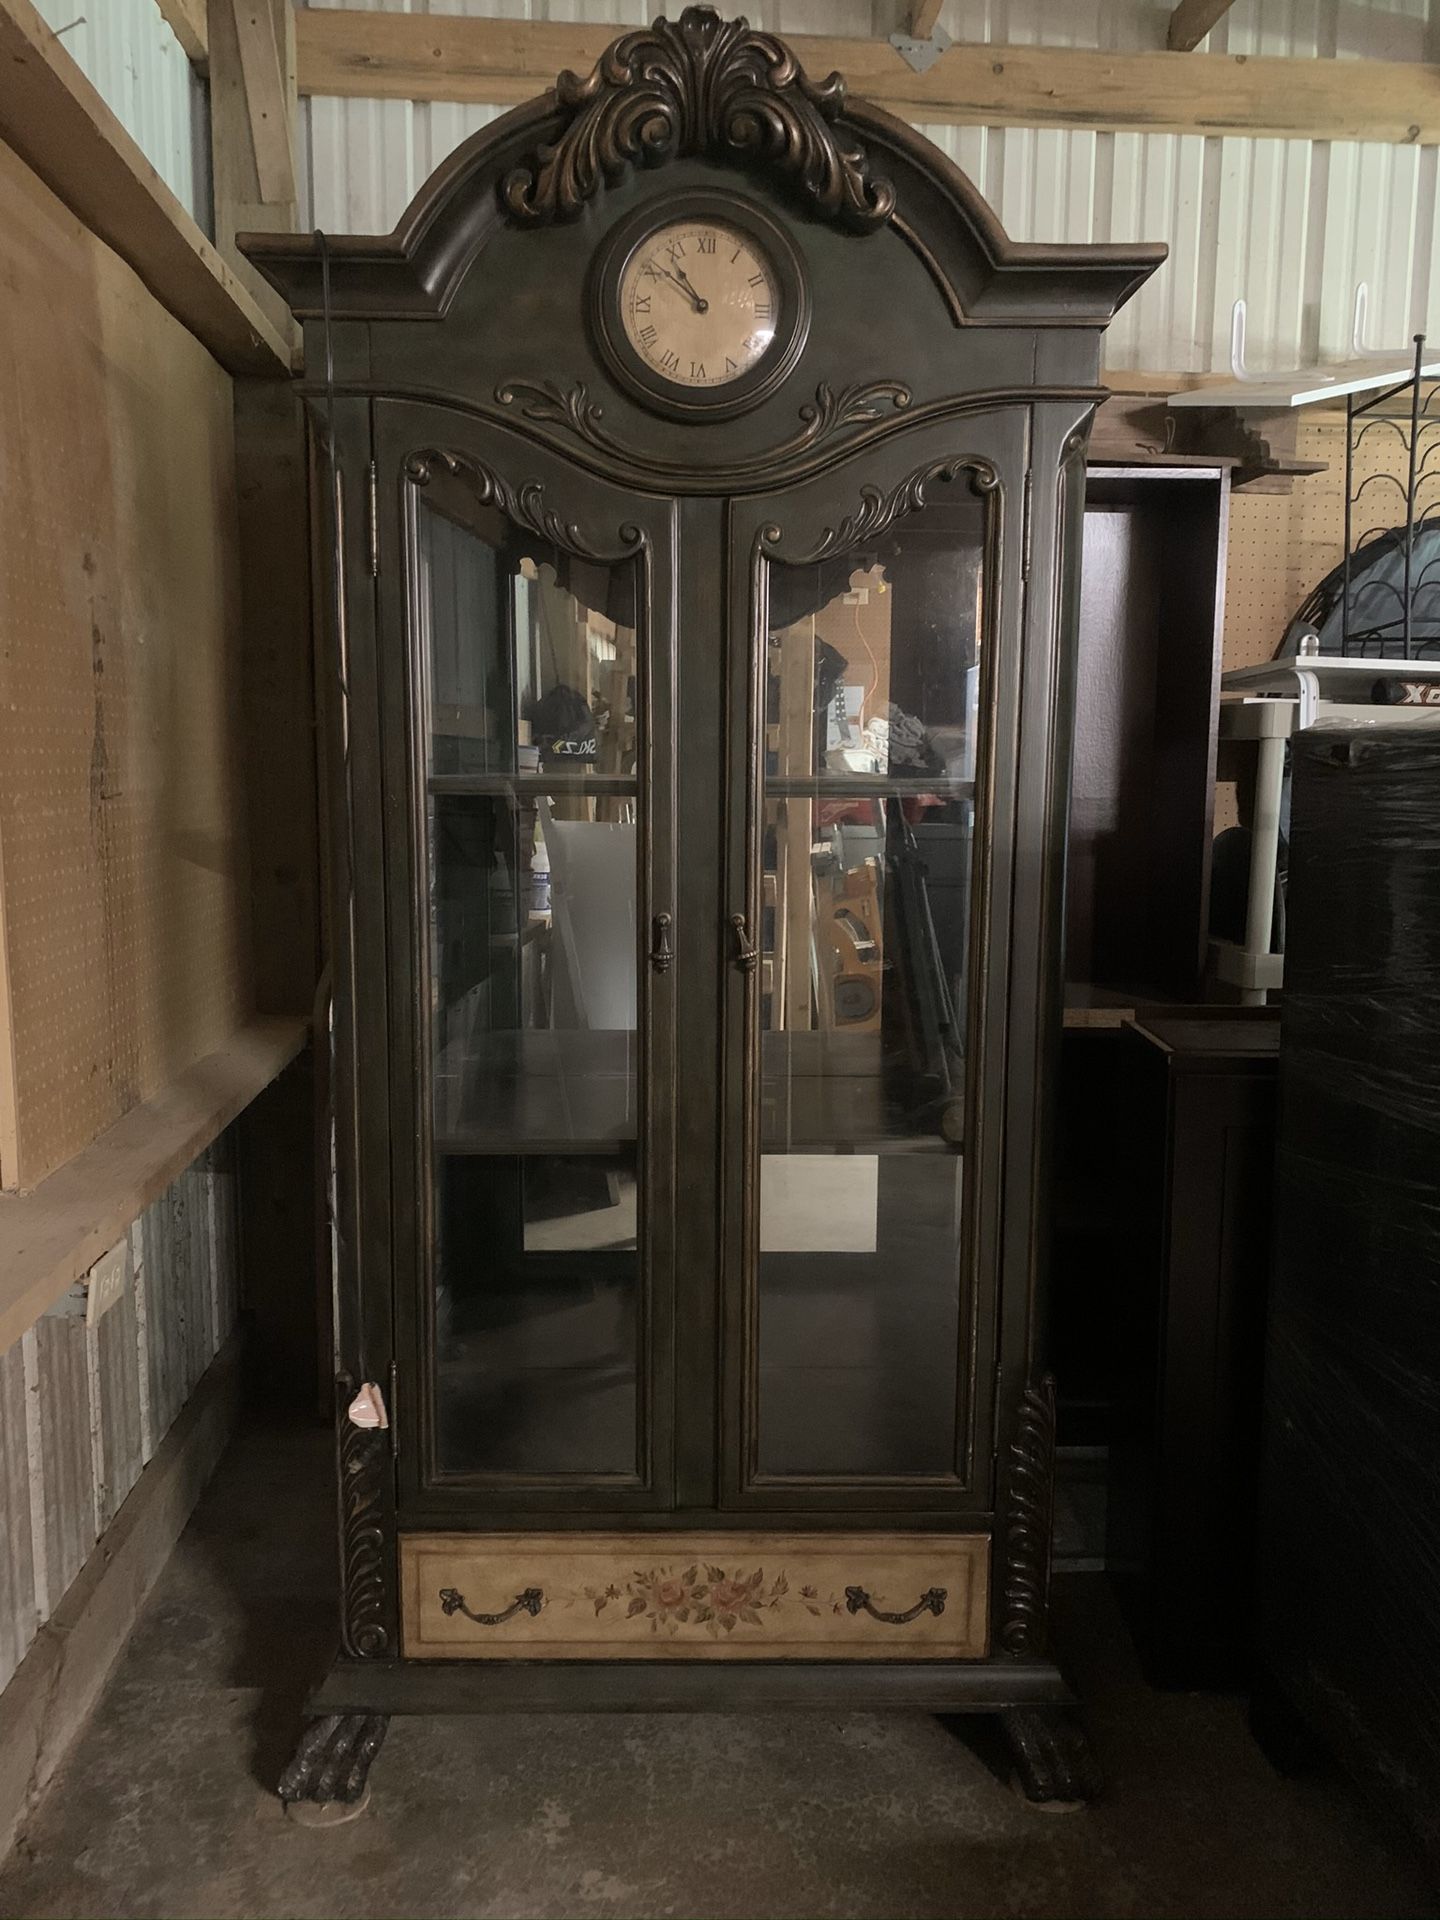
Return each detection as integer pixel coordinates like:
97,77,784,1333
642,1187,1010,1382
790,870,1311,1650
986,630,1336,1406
730,913,758,972
649,912,673,973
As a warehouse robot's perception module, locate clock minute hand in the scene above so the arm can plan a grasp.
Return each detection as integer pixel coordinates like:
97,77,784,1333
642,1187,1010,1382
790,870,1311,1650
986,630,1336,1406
671,263,709,312
661,265,708,314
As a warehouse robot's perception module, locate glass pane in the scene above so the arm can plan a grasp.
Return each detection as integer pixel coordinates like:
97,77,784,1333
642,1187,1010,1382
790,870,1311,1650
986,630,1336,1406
755,478,985,1479
414,474,643,1477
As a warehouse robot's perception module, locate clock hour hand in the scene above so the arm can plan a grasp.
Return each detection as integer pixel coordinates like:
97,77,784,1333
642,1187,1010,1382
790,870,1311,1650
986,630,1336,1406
659,265,708,314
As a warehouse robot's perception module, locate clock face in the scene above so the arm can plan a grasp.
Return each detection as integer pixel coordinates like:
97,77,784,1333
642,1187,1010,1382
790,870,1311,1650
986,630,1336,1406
617,220,781,391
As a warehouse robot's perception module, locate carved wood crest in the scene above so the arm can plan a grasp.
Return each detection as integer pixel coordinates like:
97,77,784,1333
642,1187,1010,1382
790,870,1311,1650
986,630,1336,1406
503,5,896,231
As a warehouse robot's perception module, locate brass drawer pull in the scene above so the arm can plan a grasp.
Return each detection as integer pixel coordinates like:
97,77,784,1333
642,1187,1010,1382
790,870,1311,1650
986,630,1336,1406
730,913,758,971
439,1585,544,1625
844,1584,947,1624
650,911,674,973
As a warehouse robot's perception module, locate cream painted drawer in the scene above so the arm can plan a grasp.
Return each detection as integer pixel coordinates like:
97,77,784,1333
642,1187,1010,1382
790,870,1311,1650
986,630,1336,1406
401,1531,989,1661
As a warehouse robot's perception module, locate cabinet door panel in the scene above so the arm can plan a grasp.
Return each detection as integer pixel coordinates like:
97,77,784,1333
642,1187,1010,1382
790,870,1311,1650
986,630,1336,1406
723,418,1026,1509
376,403,677,1512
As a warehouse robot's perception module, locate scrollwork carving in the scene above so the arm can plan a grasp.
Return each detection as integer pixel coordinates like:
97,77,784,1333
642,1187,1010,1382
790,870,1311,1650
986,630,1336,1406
999,1374,1057,1658
337,1375,391,1661
495,376,911,479
502,6,894,231
771,453,1000,562
405,447,644,564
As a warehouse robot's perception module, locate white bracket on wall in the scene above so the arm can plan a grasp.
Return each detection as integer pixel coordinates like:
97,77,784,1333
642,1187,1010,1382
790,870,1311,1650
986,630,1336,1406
43,1241,129,1327
889,23,952,73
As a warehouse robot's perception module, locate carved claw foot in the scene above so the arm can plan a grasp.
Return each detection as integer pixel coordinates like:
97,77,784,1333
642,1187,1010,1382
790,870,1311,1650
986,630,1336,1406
1000,1707,1101,1808
278,1712,388,1807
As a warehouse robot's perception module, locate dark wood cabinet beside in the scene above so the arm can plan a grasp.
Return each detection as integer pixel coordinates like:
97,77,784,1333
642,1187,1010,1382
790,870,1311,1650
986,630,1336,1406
1107,1009,1279,1688
241,5,1163,1810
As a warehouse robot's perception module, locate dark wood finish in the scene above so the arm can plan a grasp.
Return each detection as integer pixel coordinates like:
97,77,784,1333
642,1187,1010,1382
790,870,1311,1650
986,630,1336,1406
241,4,1160,1784
311,1655,1075,1715
1107,1007,1279,1688
1068,467,1228,1003
234,378,322,1018
237,1055,321,1410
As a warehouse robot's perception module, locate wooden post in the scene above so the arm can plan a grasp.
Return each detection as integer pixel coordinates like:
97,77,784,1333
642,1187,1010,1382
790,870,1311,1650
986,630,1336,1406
208,0,298,345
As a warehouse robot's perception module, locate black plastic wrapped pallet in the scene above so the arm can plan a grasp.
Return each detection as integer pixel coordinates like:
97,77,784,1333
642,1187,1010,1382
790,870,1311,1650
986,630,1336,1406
1257,721,1440,1870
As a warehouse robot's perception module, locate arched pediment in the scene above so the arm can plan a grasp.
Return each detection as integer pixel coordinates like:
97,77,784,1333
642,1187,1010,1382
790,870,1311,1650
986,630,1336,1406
242,6,1163,333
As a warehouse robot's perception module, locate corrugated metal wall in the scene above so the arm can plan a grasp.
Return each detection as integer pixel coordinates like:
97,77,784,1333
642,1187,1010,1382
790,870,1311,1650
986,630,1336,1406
297,0,1440,374
32,0,210,229
0,1132,241,1695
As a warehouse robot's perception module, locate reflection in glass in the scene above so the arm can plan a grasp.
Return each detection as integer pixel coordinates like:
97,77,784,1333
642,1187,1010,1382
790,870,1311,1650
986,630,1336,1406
413,473,642,1477
755,477,985,1479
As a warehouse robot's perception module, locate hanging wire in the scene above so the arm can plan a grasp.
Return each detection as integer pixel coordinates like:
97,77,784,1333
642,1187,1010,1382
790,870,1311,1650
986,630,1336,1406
315,227,367,1391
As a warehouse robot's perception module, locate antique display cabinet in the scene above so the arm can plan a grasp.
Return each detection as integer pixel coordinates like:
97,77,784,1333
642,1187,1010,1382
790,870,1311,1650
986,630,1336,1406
243,8,1162,1809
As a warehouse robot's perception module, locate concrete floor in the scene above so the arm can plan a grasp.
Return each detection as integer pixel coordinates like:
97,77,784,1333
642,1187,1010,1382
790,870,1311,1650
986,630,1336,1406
0,1421,1434,1920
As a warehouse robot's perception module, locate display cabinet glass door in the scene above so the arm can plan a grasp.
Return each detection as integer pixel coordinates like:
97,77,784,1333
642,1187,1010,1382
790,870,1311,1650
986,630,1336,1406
729,452,1005,1504
388,425,673,1506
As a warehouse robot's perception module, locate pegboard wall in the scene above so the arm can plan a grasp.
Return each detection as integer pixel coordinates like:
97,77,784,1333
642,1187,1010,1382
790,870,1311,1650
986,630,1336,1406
0,141,253,1191
1224,416,1362,673
1217,413,1412,830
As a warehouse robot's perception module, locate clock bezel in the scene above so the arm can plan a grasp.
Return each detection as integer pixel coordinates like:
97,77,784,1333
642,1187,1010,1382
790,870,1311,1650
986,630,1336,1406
590,192,811,422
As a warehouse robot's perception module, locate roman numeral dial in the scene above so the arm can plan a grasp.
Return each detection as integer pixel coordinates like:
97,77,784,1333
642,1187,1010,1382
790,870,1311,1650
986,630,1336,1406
618,219,782,391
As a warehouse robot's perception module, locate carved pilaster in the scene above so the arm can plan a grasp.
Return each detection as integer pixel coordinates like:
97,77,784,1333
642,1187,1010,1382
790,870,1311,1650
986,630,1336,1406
336,1374,394,1661
999,1374,1057,1659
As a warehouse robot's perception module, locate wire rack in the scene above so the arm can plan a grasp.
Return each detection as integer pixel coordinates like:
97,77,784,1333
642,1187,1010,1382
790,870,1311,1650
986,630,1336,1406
1341,334,1440,658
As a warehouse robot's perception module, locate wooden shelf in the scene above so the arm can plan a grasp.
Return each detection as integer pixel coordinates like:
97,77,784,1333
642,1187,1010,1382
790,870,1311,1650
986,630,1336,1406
0,0,292,376
0,1015,308,1354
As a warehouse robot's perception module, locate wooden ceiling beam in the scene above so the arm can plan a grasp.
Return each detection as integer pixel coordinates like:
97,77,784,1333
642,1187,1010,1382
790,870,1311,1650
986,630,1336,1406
1167,0,1240,53
155,0,208,69
0,0,291,374
293,11,1439,145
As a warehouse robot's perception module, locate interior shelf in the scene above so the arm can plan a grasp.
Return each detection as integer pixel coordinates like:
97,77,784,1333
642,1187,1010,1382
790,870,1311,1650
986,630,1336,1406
765,775,974,800
428,772,638,797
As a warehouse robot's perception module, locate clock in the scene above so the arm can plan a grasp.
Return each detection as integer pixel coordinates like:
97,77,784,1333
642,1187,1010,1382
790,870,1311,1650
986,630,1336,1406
592,193,810,419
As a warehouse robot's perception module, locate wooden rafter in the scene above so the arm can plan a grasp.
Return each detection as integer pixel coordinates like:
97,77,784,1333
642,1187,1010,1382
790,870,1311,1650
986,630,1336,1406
293,11,1440,146
909,1,945,38
1167,0,1239,53
155,0,207,69
0,0,290,373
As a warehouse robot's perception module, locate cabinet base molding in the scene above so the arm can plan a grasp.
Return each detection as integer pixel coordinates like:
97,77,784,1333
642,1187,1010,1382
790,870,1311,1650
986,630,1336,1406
400,1530,989,1662
309,1654,1075,1717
